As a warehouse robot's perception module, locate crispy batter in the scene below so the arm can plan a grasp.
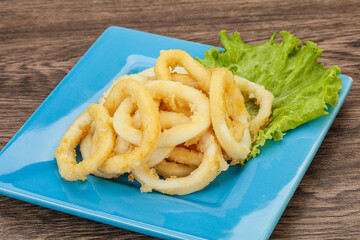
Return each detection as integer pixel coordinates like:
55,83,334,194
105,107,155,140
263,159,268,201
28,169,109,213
234,75,274,140
55,49,273,195
210,68,252,164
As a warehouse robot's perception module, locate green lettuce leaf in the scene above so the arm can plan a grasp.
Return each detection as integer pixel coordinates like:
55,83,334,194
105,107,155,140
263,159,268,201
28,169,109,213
198,30,342,162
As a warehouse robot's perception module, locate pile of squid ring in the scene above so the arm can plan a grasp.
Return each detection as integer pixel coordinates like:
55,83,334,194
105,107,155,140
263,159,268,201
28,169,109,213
55,49,274,195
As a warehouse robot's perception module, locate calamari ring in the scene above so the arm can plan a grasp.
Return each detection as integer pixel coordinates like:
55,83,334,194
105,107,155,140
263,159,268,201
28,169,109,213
80,127,135,159
99,74,149,105
210,68,252,164
113,135,135,155
109,135,173,168
168,147,202,167
234,75,274,139
154,160,196,179
153,146,202,178
158,111,189,129
98,79,161,175
158,96,193,117
80,133,133,179
55,103,115,181
81,132,173,178
133,131,229,195
146,147,174,167
132,110,190,130
126,67,196,116
113,80,210,148
79,124,115,179
170,73,201,90
79,123,94,160
154,49,211,92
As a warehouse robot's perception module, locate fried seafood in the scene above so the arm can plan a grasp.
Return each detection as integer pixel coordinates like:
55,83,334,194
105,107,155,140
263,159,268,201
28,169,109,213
210,68,252,165
133,131,228,195
113,80,210,147
234,75,274,140
154,160,196,179
155,49,211,92
99,79,161,175
55,103,114,181
55,49,274,195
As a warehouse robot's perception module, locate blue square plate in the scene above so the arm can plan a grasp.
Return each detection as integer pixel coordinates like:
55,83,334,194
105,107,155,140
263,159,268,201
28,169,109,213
0,26,352,240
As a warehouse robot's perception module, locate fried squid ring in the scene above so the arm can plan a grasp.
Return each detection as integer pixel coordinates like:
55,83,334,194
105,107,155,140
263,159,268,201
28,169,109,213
98,79,161,175
133,132,228,195
110,135,173,168
81,132,173,178
113,80,210,147
99,74,149,105
146,147,174,167
80,127,135,159
55,103,115,181
132,110,189,130
168,147,202,167
154,49,211,92
80,132,134,179
210,68,252,164
153,147,202,178
234,75,274,139
79,123,95,160
154,160,196,179
158,111,189,129
158,96,193,117
170,73,201,90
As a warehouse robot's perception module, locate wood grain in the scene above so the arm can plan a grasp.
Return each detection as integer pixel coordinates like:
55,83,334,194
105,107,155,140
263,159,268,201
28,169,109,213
0,0,359,239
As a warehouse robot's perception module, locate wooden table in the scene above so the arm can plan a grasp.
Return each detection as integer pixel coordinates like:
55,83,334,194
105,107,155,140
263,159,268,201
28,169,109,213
1,0,359,239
